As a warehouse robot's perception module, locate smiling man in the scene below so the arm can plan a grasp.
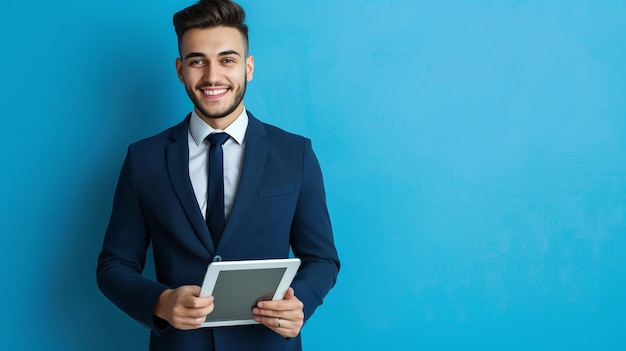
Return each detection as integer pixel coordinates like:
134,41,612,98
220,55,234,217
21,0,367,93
96,1,340,350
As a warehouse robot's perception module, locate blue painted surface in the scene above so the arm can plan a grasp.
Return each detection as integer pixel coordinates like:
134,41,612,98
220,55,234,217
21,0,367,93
1,1,624,349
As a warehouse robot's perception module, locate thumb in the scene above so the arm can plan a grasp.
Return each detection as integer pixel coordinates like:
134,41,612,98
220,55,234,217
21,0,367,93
284,287,295,299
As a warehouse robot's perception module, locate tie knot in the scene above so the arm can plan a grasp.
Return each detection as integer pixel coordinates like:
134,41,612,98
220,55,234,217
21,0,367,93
206,132,230,146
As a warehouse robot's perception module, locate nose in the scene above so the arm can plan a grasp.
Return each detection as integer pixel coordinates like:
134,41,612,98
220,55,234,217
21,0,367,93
203,63,220,85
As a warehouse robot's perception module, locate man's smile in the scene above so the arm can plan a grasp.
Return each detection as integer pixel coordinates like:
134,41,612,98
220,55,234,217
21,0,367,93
201,88,229,98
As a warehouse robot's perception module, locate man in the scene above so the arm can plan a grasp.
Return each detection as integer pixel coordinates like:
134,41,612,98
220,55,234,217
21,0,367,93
96,1,340,350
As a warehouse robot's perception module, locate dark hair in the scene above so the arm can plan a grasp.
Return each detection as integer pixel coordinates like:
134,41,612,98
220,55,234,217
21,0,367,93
173,0,249,54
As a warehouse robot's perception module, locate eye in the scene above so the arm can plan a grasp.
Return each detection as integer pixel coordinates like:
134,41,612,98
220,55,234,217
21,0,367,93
189,59,206,66
221,58,236,64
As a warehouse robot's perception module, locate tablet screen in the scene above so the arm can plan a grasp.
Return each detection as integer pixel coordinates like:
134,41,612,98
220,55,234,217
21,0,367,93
207,268,286,322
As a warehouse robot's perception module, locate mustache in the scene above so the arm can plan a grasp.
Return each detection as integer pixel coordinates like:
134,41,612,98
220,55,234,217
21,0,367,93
196,82,231,89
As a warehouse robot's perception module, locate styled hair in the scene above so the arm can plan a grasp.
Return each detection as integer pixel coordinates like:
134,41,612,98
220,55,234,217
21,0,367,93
173,0,249,54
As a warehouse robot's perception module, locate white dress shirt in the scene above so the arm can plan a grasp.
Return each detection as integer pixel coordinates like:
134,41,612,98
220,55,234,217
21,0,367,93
188,108,248,220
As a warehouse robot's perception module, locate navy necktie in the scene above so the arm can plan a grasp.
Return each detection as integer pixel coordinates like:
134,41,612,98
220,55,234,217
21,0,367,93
206,132,230,247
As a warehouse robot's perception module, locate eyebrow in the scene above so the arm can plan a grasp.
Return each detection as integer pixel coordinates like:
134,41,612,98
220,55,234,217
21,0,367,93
218,50,242,57
184,50,242,60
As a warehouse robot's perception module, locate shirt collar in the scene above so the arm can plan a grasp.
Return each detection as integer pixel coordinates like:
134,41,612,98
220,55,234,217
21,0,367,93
189,108,249,146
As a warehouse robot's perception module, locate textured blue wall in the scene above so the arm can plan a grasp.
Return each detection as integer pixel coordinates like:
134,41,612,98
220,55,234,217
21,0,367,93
1,1,624,350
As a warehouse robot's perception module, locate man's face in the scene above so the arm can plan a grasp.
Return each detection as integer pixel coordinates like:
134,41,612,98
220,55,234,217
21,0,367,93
176,26,254,129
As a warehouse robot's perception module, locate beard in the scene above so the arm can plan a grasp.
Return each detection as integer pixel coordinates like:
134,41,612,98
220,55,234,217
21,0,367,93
185,77,247,120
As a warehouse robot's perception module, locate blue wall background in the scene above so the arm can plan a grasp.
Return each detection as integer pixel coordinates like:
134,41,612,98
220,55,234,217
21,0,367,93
1,0,624,349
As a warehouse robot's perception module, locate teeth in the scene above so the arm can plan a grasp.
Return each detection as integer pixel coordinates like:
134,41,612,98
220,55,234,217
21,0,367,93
203,89,227,96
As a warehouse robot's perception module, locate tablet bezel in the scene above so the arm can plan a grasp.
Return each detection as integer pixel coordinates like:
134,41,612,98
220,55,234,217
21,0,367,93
199,258,301,327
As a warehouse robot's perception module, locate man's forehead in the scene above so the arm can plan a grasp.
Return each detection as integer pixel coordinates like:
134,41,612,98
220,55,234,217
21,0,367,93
180,26,246,55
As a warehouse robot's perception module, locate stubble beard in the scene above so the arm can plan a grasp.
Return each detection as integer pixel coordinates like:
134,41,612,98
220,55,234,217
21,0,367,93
186,77,247,120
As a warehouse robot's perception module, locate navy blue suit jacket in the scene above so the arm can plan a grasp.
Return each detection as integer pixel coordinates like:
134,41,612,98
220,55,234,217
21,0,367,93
97,112,340,351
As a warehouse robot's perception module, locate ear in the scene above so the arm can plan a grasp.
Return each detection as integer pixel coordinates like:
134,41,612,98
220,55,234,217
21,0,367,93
246,55,254,81
175,58,184,83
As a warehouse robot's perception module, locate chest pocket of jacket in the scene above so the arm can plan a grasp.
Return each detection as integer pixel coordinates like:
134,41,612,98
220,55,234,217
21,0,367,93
258,183,296,198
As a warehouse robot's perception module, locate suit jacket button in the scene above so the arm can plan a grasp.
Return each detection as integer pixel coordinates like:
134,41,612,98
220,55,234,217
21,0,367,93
213,255,222,262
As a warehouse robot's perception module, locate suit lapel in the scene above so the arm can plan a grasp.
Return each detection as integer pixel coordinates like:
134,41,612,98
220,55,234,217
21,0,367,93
221,112,267,245
166,115,215,253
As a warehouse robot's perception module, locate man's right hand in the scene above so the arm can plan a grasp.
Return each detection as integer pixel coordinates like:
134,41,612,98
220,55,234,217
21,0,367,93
153,285,214,330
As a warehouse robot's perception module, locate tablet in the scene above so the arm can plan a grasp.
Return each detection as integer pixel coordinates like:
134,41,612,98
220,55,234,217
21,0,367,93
199,258,301,327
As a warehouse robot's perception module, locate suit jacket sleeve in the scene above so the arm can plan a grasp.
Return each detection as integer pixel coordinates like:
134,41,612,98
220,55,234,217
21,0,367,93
96,144,169,333
289,139,340,322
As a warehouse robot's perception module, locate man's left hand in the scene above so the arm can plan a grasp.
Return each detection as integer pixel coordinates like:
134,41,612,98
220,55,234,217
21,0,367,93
252,287,304,338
